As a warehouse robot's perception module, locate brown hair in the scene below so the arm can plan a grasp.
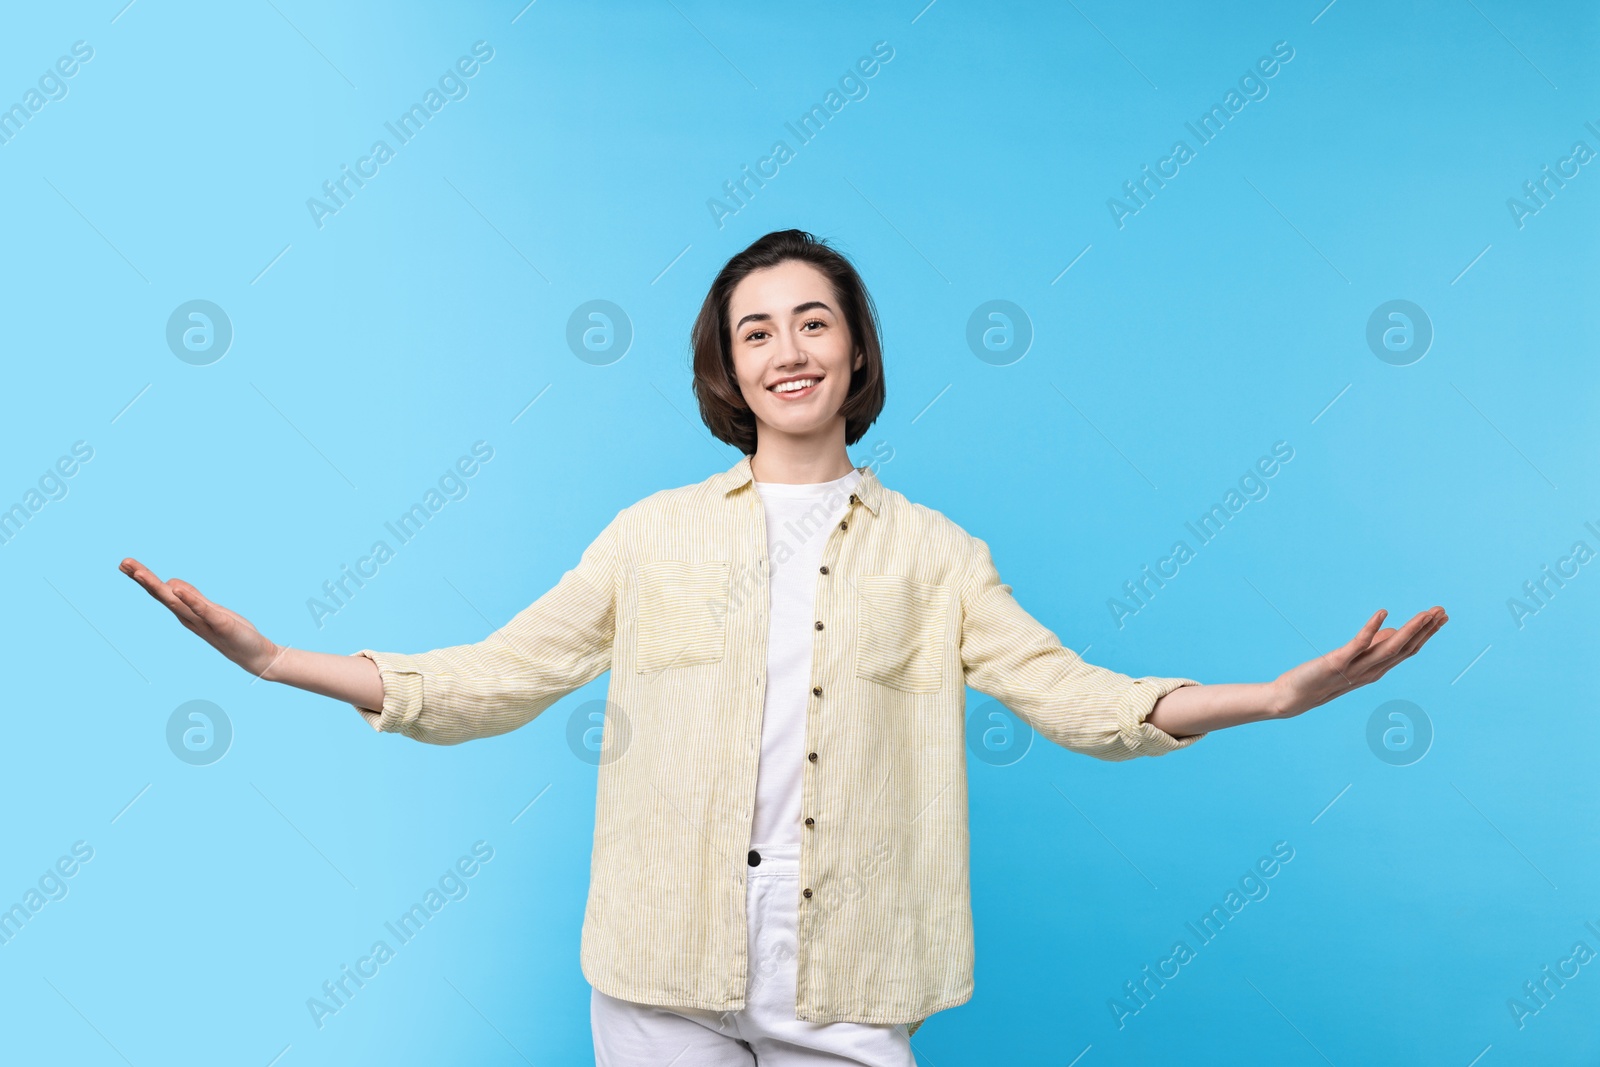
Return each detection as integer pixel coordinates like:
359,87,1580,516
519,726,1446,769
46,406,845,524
691,229,886,455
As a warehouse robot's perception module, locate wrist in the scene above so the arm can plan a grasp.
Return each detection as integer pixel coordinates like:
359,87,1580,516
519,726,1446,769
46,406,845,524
254,642,291,683
1267,677,1310,720
1264,677,1292,719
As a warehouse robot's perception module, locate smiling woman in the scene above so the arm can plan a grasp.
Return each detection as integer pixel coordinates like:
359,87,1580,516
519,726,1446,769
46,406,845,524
691,230,885,467
120,227,1448,1067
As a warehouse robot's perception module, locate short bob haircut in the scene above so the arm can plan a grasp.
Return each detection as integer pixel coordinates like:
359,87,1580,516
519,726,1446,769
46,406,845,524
691,229,886,456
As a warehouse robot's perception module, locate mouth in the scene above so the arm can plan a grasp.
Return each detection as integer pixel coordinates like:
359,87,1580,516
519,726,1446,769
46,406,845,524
768,376,821,400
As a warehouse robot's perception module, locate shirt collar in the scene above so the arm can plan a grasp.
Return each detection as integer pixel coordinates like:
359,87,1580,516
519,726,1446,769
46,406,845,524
713,452,883,517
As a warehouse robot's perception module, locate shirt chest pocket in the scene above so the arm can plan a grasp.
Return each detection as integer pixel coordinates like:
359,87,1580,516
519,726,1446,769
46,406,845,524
633,559,731,674
854,574,949,693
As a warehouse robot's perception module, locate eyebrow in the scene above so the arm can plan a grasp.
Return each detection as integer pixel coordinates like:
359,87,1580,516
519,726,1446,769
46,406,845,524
734,300,834,332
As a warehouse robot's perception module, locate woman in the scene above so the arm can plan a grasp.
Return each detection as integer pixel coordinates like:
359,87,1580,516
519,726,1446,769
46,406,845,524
120,229,1447,1065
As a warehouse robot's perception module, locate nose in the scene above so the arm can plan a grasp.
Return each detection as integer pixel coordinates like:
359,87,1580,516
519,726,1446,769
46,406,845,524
771,327,809,370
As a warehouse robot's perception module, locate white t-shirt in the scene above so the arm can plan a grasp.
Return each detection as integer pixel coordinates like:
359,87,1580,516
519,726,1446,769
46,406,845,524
749,466,863,850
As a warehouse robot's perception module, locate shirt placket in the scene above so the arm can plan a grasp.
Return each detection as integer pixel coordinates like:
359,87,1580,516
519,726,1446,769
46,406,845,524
794,483,862,1013
739,471,866,1017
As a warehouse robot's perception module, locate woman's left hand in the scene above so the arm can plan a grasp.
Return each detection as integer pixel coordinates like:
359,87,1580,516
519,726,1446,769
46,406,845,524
1271,606,1448,719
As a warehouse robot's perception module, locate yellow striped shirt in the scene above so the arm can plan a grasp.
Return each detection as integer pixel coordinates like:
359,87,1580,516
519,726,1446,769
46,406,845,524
352,451,1204,1031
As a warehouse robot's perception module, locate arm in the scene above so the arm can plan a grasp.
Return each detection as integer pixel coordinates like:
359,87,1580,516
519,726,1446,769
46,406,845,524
346,509,626,744
1145,605,1449,737
264,646,385,709
119,558,386,710
958,534,1204,760
1144,681,1277,738
120,507,627,746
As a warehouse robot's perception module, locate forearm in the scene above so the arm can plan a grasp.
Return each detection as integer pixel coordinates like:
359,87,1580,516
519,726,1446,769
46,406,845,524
1145,679,1282,738
259,645,386,713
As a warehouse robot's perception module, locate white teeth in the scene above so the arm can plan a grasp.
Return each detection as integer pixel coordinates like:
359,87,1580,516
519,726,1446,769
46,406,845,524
771,378,819,393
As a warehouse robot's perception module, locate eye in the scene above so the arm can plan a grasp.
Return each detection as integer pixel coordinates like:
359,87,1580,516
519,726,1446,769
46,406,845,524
743,318,826,343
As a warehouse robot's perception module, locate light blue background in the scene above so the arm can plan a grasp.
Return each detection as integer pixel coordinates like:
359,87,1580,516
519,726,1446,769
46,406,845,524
2,1,1596,1063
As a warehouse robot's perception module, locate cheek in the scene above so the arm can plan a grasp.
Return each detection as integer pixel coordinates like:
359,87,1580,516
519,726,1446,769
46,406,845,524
732,364,761,402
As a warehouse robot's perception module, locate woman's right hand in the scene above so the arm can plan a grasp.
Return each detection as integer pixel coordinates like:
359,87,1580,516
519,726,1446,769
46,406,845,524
118,557,284,679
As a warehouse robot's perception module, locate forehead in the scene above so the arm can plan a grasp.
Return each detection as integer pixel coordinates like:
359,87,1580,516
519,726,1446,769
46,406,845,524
727,259,836,318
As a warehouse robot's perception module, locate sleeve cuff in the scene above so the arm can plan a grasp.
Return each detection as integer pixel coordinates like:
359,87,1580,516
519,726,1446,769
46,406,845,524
351,650,425,735
1115,676,1206,757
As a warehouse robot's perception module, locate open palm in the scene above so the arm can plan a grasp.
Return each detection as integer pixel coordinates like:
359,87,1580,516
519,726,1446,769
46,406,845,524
118,557,282,677
1275,606,1448,718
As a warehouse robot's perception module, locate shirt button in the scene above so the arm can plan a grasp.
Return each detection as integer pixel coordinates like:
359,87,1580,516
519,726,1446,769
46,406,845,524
808,751,817,762
814,620,824,630
839,520,848,531
804,817,814,827
849,494,858,505
812,686,822,697
819,565,829,575
802,888,813,898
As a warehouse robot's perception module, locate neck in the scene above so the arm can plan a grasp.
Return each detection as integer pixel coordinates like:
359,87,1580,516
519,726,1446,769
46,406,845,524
750,434,854,484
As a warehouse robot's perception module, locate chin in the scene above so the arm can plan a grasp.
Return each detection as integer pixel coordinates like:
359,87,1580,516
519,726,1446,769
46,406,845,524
753,385,848,435
764,415,829,435
763,409,836,434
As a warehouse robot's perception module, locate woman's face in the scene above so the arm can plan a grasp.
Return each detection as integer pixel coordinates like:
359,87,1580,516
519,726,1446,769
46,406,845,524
727,259,865,449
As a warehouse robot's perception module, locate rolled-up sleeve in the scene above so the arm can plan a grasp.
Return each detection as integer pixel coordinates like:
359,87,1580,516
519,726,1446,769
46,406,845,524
350,508,625,745
957,533,1205,761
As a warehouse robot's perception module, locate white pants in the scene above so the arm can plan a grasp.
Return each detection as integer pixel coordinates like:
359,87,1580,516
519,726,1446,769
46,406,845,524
591,842,917,1066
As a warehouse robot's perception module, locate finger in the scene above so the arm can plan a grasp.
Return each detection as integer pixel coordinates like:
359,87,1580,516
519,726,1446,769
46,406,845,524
1324,611,1385,674
122,558,171,595
1369,609,1444,667
120,557,159,586
173,583,251,643
1368,609,1435,657
205,596,257,632
123,561,205,627
171,582,221,626
1364,610,1393,649
1393,609,1447,660
1345,609,1387,653
1398,608,1446,649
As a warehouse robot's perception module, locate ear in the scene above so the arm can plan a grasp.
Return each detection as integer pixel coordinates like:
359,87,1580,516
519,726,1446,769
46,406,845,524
852,350,865,372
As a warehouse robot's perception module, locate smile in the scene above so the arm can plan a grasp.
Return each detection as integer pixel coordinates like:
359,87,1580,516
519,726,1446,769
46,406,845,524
768,377,820,398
